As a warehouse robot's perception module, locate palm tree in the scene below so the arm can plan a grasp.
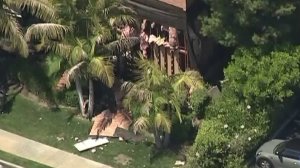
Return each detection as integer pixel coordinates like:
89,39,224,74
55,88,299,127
122,57,204,148
53,0,139,118
0,0,68,109
56,38,115,118
0,0,68,57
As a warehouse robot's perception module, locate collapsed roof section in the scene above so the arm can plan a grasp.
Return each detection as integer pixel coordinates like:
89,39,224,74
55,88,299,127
123,0,195,30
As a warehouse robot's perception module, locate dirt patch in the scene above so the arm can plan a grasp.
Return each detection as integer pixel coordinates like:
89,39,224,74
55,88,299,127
113,154,133,166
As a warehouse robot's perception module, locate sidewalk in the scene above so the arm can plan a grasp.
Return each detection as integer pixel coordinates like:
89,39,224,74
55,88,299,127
0,129,112,168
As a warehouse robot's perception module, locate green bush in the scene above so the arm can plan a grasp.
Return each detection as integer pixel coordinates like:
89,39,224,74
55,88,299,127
55,89,78,107
224,47,300,110
10,58,54,101
189,88,209,118
188,46,300,168
170,118,195,144
11,54,76,106
188,97,269,168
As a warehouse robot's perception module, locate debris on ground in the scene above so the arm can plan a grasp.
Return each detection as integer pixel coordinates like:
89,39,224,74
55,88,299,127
89,110,132,138
56,137,64,141
174,160,185,166
74,137,109,152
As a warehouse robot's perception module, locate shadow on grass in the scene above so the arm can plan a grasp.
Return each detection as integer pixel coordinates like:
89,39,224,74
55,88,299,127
66,112,77,122
2,85,23,114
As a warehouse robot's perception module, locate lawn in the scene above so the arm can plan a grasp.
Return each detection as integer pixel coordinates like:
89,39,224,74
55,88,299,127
0,150,50,168
0,95,177,168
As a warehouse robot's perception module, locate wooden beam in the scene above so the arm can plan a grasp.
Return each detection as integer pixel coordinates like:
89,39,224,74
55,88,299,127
174,49,180,74
159,46,166,71
166,47,172,75
153,45,159,65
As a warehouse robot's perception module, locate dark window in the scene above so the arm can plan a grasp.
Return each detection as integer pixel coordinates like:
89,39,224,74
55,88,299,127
282,149,300,160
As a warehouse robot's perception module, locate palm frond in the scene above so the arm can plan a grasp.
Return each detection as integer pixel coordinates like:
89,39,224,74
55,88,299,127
45,53,63,77
106,3,137,26
111,15,137,27
68,61,85,77
70,45,87,65
140,99,152,116
0,14,28,57
121,81,135,93
153,95,168,108
169,96,183,123
173,70,205,90
138,58,167,86
88,57,115,87
154,112,171,133
124,82,152,102
56,61,85,90
133,116,150,134
104,37,139,54
94,27,114,44
9,0,56,22
25,23,68,41
47,41,72,58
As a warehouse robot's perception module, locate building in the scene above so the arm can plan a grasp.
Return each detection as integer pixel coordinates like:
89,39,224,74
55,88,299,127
124,0,217,76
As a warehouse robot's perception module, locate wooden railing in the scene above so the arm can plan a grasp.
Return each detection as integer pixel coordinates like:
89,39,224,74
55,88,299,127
150,45,188,75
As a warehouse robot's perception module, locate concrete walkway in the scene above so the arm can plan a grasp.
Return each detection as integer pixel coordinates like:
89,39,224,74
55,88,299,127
0,129,112,168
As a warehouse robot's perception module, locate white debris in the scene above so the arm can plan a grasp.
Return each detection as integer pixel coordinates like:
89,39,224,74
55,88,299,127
174,160,185,166
56,137,64,141
74,137,109,152
91,148,96,153
74,137,79,141
119,137,124,141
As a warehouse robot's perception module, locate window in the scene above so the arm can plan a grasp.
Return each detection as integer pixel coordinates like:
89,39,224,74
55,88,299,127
282,149,300,160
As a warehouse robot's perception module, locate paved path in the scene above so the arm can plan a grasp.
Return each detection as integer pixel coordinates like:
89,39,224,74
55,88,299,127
0,129,112,168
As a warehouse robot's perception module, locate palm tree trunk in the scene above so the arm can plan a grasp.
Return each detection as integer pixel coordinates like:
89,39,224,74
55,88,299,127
154,129,163,149
0,76,8,112
74,75,87,117
118,54,125,78
0,88,7,112
87,79,94,119
163,132,170,148
163,105,172,147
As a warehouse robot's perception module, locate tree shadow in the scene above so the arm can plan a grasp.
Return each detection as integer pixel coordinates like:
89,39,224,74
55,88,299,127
2,85,23,114
66,112,77,122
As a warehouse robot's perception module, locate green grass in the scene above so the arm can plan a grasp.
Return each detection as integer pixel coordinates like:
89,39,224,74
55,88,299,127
0,95,176,168
0,150,50,168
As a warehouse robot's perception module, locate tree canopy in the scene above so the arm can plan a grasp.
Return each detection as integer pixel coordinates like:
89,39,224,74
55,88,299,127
199,0,300,46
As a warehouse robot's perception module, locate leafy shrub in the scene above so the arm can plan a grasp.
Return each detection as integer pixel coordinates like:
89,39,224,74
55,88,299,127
188,46,300,168
225,47,300,107
188,97,269,168
170,118,196,144
11,58,54,101
55,89,78,107
189,88,209,118
6,54,78,107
